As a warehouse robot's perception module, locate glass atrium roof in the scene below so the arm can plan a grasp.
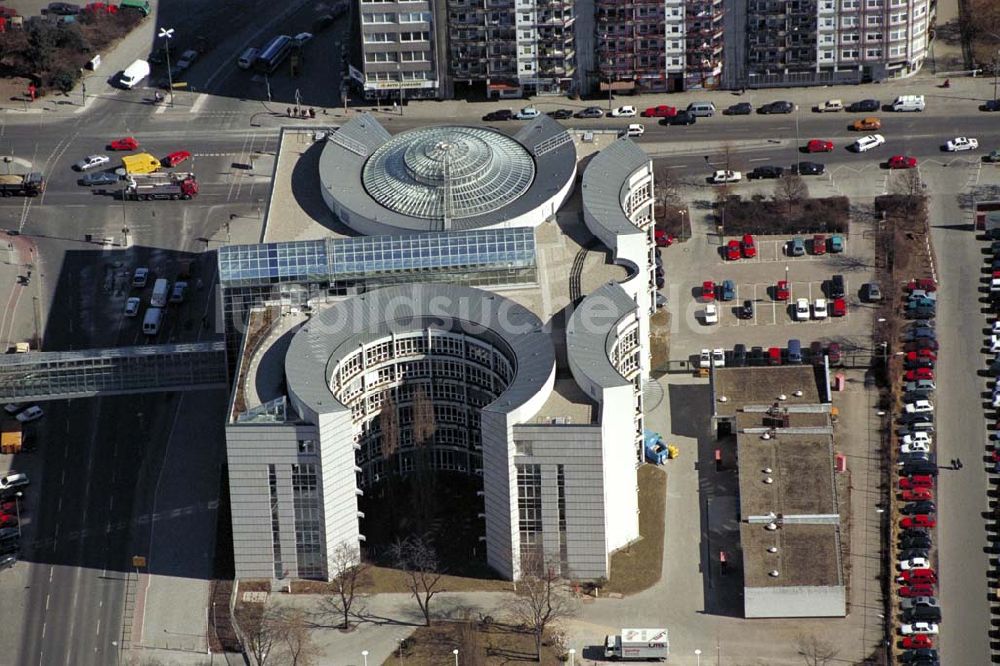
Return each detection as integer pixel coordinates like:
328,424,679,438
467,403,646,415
361,126,536,222
218,227,536,288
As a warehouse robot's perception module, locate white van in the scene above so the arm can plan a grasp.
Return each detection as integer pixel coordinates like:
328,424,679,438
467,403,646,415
892,95,925,112
624,124,645,137
119,59,150,89
142,307,163,335
237,47,259,70
150,278,170,307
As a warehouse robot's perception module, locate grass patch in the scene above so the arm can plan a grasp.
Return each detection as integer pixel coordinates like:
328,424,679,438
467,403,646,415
382,620,564,665
602,465,666,595
720,196,850,236
650,309,671,372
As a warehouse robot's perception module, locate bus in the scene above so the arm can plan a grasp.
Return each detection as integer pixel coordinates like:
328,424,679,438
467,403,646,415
254,35,293,73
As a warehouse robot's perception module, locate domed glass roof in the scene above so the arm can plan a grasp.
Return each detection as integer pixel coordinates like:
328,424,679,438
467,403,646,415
361,126,536,221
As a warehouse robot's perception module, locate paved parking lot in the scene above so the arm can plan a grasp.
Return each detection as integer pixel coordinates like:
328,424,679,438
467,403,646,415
664,209,877,360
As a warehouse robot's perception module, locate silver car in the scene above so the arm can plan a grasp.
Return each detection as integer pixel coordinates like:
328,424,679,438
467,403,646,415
79,171,121,187
74,154,110,171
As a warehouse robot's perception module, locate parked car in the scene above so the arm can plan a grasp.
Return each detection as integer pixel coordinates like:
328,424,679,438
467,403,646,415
788,237,806,256
900,635,934,649
900,622,939,636
888,155,918,169
720,280,735,301
15,406,43,423
661,111,696,125
945,136,978,151
900,515,937,529
176,49,199,70
826,342,841,364
812,234,826,255
906,278,937,292
899,585,936,599
293,32,313,45
758,101,794,114
483,109,513,121
740,234,756,258
775,280,790,301
0,473,29,492
739,300,754,319
904,400,934,414
124,297,141,317
576,107,604,119
547,109,574,119
132,267,149,288
610,105,636,117
108,137,139,151
901,500,936,515
829,235,844,253
794,298,810,321
898,557,930,570
74,154,110,171
701,281,716,300
725,240,741,260
812,298,828,319
515,107,540,120
793,161,825,175
897,567,937,583
748,165,784,180
703,303,719,325
848,99,881,112
711,170,742,184
831,298,846,317
900,488,933,502
724,102,752,115
899,475,934,490
47,2,81,15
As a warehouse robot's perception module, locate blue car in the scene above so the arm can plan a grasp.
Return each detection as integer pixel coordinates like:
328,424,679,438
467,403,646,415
829,235,845,253
721,280,735,301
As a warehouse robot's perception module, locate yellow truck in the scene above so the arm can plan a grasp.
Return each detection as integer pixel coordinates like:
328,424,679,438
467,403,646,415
1,422,22,454
120,153,161,175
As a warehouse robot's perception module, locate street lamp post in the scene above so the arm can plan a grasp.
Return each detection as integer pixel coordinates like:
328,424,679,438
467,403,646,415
159,28,176,108
568,648,575,666
362,650,369,666
695,649,702,666
453,648,459,665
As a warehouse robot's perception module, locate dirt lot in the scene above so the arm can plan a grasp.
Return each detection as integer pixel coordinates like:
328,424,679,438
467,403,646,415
383,620,564,665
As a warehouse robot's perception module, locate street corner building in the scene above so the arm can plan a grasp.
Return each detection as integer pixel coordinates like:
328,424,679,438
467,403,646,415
221,116,662,582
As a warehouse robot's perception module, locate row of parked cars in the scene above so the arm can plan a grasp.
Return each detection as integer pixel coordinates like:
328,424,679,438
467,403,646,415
894,279,941,661
698,340,843,369
0,472,30,571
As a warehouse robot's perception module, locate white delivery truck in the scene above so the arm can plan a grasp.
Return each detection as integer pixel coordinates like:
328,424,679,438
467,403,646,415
150,278,170,307
120,59,150,89
142,307,163,335
605,628,669,661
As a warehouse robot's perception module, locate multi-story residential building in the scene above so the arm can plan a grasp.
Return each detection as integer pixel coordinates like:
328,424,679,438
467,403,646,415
684,0,725,89
744,0,930,87
351,0,444,101
594,0,682,93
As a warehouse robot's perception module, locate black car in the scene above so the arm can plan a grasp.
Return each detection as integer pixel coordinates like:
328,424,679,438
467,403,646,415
904,606,942,623
46,2,81,14
793,161,825,175
724,102,753,115
661,110,696,125
848,98,881,112
748,165,784,180
898,413,933,425
900,535,932,550
984,100,1000,112
732,344,748,367
749,346,765,366
576,106,604,119
758,101,794,114
901,500,936,515
483,109,513,121
827,275,845,299
900,526,930,539
547,109,574,119
899,548,929,560
900,461,939,477
901,649,939,663
739,300,754,319
906,307,935,320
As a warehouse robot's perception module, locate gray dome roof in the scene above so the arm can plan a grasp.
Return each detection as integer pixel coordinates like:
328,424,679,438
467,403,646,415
361,126,536,221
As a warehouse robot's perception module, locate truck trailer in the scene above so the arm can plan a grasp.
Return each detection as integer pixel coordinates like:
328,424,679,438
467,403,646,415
123,174,198,201
605,628,669,662
0,173,44,197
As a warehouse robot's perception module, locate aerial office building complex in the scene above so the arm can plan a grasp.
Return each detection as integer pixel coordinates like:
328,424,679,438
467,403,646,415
222,118,660,582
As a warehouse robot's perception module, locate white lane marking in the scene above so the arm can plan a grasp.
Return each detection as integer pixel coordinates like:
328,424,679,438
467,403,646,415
155,104,167,115
189,94,208,114
45,594,50,610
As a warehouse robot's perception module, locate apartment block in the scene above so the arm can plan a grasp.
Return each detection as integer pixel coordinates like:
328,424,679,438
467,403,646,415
685,0,725,89
744,0,930,87
351,0,444,101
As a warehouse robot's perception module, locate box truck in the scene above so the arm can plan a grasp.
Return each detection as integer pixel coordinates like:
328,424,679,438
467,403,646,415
119,59,150,89
605,628,669,661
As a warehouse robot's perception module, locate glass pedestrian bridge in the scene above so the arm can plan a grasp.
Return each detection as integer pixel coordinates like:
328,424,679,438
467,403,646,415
0,342,228,402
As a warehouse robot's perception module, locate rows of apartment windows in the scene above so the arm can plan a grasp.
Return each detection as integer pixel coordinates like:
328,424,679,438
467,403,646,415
363,12,433,23
366,51,431,62
364,31,431,42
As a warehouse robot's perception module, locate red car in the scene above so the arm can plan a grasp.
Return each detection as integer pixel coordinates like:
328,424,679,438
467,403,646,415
897,567,937,583
904,339,939,352
702,281,716,300
806,139,834,153
741,234,756,258
0,514,17,527
899,584,935,599
831,298,846,317
903,368,934,381
899,475,934,490
163,150,191,167
655,229,676,247
812,234,826,255
108,136,139,151
775,280,790,301
906,278,937,292
900,515,936,529
901,635,934,649
888,155,918,169
726,240,741,260
641,105,677,118
906,350,937,362
901,488,933,501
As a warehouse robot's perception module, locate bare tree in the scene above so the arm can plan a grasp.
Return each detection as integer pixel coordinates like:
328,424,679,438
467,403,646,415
456,621,487,666
795,633,839,666
774,173,809,219
891,168,926,217
276,607,321,666
391,535,445,626
507,556,577,662
235,600,285,666
318,541,370,630
653,162,681,208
